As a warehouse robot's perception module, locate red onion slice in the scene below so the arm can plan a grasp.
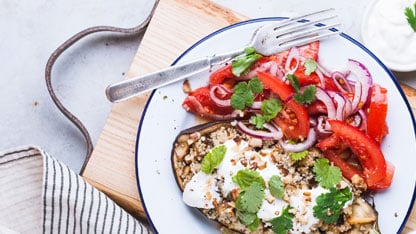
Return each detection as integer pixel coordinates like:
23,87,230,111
237,121,283,140
279,128,317,152
315,87,337,120
209,85,231,107
183,96,240,120
285,47,300,74
332,71,353,93
347,59,373,112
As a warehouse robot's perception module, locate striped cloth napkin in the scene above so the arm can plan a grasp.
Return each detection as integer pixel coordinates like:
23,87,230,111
0,145,153,234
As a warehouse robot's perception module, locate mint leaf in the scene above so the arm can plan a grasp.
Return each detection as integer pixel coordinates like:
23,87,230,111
268,175,284,199
270,206,294,234
289,150,308,161
232,47,263,77
232,169,265,189
405,3,416,32
313,187,352,224
313,158,342,189
304,58,317,75
293,85,316,104
201,145,227,174
231,78,263,110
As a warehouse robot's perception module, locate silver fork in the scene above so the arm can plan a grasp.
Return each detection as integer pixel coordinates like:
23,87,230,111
106,8,341,103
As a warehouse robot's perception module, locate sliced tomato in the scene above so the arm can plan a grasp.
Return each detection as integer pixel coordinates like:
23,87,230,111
328,120,387,187
307,100,328,115
182,87,233,117
369,161,394,190
209,64,235,85
316,134,348,151
257,71,294,101
298,41,320,60
273,99,310,141
323,149,364,181
367,84,389,143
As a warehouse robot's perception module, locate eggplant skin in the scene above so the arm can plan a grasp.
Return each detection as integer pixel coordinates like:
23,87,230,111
171,121,381,234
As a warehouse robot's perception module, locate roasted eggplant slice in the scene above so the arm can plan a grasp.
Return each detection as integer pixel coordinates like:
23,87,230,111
172,121,380,233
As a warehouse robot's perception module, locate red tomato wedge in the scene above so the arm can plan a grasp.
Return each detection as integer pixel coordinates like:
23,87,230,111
257,71,294,101
367,84,389,143
328,120,388,187
182,87,233,118
209,64,235,85
323,150,364,181
273,99,310,141
369,161,395,190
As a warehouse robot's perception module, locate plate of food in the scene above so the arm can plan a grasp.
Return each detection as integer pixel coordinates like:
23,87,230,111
135,17,416,233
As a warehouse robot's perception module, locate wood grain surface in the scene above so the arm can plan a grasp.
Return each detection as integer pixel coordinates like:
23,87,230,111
81,0,416,231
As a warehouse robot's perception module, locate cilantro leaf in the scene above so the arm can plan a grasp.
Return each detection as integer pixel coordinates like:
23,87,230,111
201,145,227,174
289,150,308,161
249,98,282,129
232,47,263,77
313,187,352,224
236,182,265,213
248,78,263,94
286,74,300,93
231,78,263,110
405,2,416,32
286,74,316,104
235,182,265,231
269,206,294,234
293,85,316,104
268,175,284,199
304,58,318,76
232,169,265,189
313,158,342,189
231,82,254,110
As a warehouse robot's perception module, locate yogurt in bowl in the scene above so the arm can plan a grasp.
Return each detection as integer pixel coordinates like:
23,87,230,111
361,0,416,72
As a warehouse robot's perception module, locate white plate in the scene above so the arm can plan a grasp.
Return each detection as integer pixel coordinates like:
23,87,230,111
136,18,416,233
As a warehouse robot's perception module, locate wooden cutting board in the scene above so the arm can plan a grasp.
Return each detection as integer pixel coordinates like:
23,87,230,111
81,0,416,232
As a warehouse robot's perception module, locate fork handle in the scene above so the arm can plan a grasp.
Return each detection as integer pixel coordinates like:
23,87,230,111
106,49,243,103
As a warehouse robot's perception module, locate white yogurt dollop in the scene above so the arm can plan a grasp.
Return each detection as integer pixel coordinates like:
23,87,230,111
362,0,416,71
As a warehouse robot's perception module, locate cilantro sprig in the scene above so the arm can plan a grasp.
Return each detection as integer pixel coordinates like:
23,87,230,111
405,2,416,32
289,150,308,161
313,158,342,189
233,169,266,231
201,145,227,174
232,47,263,76
287,74,316,104
250,98,282,129
269,206,294,234
313,187,352,224
231,78,263,110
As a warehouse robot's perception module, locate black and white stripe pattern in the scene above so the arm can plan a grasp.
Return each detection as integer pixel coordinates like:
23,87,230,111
0,146,153,234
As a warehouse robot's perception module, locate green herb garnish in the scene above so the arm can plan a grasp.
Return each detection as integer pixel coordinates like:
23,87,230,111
313,158,342,189
232,47,263,76
287,74,316,104
250,98,282,129
231,78,263,110
313,187,352,224
235,182,265,231
269,206,294,234
289,150,308,161
232,169,265,189
405,2,416,32
304,58,318,76
200,145,227,174
268,175,285,199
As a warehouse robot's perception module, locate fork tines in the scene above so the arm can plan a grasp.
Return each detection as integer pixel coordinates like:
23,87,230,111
273,8,341,50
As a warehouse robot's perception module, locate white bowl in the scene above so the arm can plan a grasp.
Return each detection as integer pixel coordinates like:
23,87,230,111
361,0,416,72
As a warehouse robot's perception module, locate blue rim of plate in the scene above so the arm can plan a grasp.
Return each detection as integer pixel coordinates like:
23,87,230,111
135,17,416,234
